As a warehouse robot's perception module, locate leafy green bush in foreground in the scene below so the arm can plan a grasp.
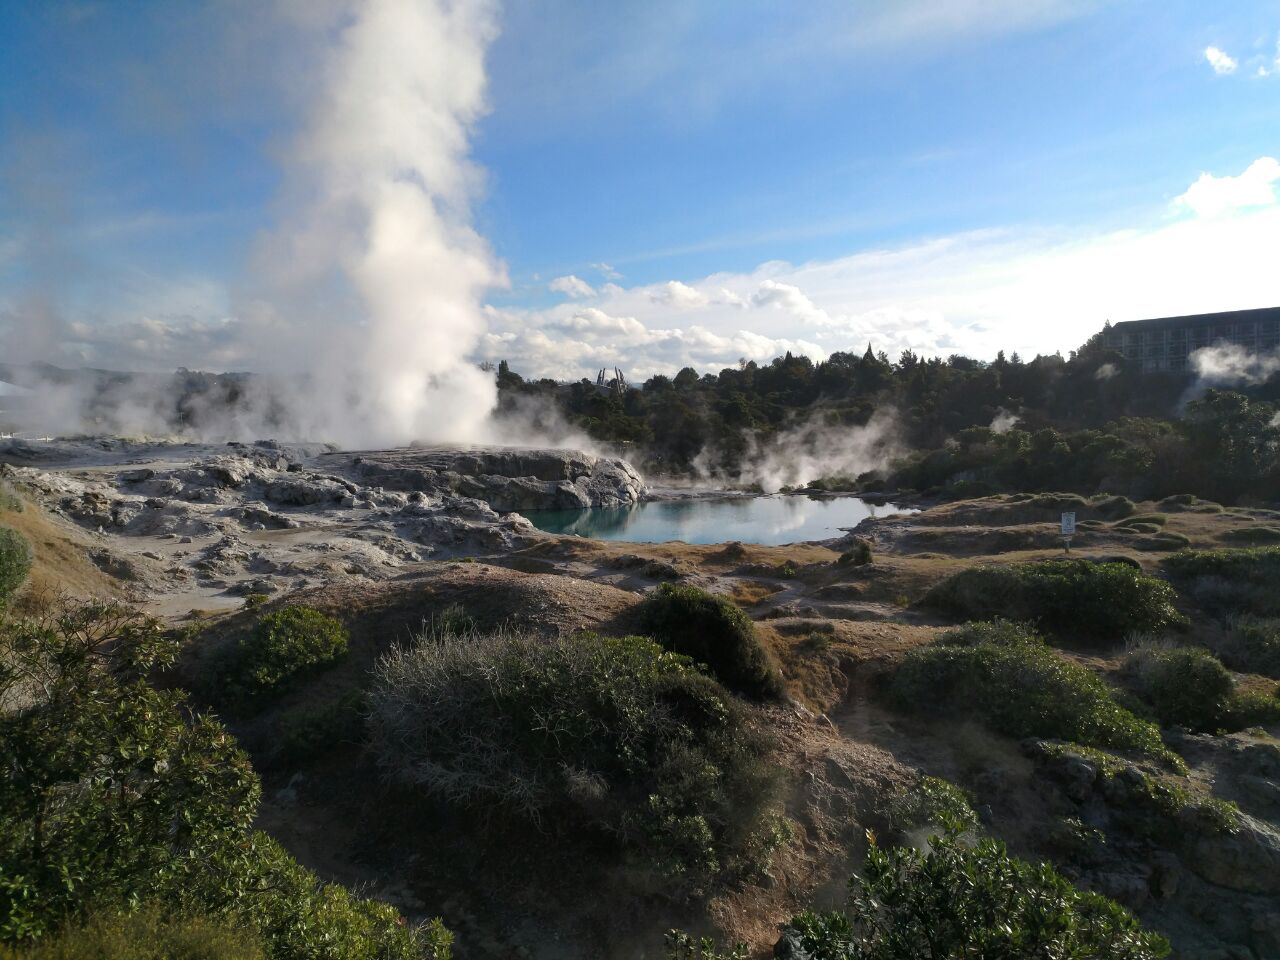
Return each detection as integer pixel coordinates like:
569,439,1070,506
888,623,1176,765
369,629,784,895
223,605,348,703
0,599,447,959
781,830,1169,960
923,559,1185,641
0,527,32,609
640,582,784,699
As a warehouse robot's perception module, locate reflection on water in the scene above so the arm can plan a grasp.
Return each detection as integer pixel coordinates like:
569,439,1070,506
525,495,916,546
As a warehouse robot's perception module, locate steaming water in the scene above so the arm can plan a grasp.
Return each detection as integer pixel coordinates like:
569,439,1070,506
525,495,917,546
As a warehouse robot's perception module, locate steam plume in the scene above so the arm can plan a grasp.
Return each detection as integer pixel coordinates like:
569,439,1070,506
246,0,504,448
1189,343,1280,386
2,0,505,448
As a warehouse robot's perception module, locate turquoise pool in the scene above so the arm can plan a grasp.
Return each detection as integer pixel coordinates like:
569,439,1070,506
524,494,915,545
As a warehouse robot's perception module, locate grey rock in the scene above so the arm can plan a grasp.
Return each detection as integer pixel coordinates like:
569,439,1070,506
1190,815,1280,894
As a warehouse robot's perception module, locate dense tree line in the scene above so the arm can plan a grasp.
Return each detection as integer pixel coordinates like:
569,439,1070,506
494,334,1280,504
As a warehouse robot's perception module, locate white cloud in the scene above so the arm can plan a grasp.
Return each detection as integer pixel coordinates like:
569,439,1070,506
1205,45,1238,74
549,274,595,298
590,262,622,280
750,280,835,326
650,280,707,308
1174,157,1280,218
479,165,1280,381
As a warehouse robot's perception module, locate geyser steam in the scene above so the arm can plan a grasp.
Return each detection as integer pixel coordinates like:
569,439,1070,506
246,0,504,447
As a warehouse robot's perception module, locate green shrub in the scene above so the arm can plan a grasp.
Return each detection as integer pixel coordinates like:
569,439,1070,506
838,541,872,566
225,606,348,702
922,559,1186,641
886,775,978,834
1091,495,1137,521
1120,522,1162,535
0,599,447,958
1120,646,1234,731
664,932,747,960
639,583,783,700
1133,531,1190,552
782,830,1169,959
1222,689,1280,728
1162,546,1280,617
0,907,263,960
936,618,1042,647
888,637,1175,765
1116,513,1168,528
0,527,32,609
1217,617,1280,677
369,630,783,896
1221,526,1280,545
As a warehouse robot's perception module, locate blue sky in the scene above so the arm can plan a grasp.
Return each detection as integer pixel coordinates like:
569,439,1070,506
2,0,1279,379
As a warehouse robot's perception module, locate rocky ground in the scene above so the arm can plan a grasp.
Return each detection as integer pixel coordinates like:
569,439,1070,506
0,436,643,616
3,438,1279,958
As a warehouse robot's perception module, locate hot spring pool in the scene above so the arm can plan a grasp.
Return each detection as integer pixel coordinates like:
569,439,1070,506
524,494,916,546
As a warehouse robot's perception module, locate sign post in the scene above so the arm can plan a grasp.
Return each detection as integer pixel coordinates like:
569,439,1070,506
1060,511,1076,554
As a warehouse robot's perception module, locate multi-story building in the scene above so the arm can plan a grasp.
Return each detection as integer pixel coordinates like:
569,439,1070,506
1101,307,1280,373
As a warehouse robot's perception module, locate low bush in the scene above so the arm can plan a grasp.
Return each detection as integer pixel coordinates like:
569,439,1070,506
1091,495,1137,521
1132,531,1190,552
368,629,784,895
1120,646,1234,731
1159,494,1223,514
885,775,978,834
1221,526,1280,545
1116,513,1168,528
936,618,1042,647
0,527,32,609
639,583,783,700
781,829,1169,959
1221,689,1280,729
1162,546,1280,618
1216,617,1280,677
838,540,872,566
223,606,348,703
922,559,1186,641
887,633,1175,765
1120,522,1162,535
0,907,263,960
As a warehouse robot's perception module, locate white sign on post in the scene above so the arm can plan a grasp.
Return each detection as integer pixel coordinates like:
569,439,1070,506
1060,512,1076,536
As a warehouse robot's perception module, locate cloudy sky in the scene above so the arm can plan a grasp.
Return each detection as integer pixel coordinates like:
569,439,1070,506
2,0,1279,382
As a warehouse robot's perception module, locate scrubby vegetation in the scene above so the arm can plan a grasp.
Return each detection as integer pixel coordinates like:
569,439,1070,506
0,579,448,956
888,623,1176,765
1118,644,1280,733
220,605,348,704
780,830,1170,959
639,583,783,700
922,559,1185,641
885,775,978,834
837,540,872,566
0,527,31,609
0,907,263,960
368,628,785,895
1163,546,1280,618
1120,645,1235,732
